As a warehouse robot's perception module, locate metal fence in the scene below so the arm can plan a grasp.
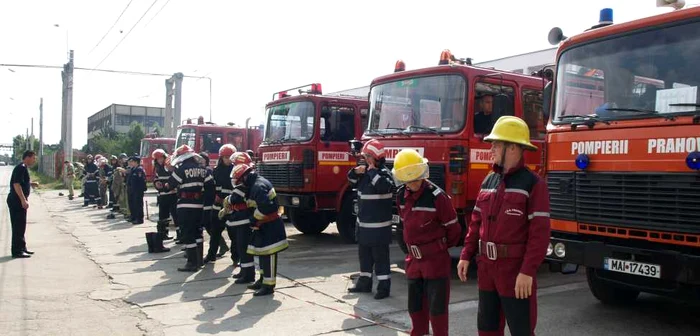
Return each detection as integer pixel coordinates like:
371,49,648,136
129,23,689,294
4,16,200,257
40,152,60,179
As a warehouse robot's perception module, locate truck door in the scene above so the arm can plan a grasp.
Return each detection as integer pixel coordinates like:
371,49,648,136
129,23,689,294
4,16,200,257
317,104,356,196
522,87,547,176
468,81,516,197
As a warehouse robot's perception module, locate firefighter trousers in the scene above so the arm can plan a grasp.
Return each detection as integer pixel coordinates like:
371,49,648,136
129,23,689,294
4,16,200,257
358,244,391,287
129,191,144,221
205,216,226,259
258,253,278,286
158,194,178,225
477,259,537,336
405,252,452,336
226,224,252,268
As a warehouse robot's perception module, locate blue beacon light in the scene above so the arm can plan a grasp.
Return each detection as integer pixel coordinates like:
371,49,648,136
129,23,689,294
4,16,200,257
687,151,700,170
575,154,590,170
599,8,613,25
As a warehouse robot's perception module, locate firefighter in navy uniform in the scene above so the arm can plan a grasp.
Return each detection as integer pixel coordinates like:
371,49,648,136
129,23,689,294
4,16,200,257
127,156,146,224
199,152,219,264
231,163,288,296
207,144,237,263
83,155,101,207
393,149,462,336
107,155,119,208
218,151,256,283
153,149,176,240
170,145,213,272
457,116,551,336
346,139,395,300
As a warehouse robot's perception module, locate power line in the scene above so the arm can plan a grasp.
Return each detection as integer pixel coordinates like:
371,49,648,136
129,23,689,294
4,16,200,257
144,0,171,28
88,0,135,56
92,0,159,71
0,63,210,80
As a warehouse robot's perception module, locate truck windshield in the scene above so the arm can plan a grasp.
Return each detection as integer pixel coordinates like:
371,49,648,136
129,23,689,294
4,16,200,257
554,20,700,122
264,101,315,142
369,75,466,134
176,128,196,148
140,140,150,157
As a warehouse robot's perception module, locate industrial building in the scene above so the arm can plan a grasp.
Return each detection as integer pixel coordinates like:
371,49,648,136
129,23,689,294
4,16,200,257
87,104,166,141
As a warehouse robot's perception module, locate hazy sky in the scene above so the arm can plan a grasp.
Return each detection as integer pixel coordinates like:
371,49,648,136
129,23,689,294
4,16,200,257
0,0,696,152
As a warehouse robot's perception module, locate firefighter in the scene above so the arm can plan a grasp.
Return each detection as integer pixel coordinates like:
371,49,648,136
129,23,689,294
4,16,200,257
63,160,75,200
346,139,395,300
231,163,288,296
127,156,146,224
118,153,131,220
108,165,125,220
153,149,176,241
107,155,119,208
206,144,237,263
199,152,219,263
457,116,551,336
98,157,110,208
393,148,462,336
170,145,213,272
83,155,101,207
218,151,256,283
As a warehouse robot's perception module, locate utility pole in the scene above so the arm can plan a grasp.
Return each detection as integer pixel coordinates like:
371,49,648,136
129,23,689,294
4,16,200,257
39,98,44,170
174,72,183,132
164,77,174,138
61,50,74,162
30,118,34,151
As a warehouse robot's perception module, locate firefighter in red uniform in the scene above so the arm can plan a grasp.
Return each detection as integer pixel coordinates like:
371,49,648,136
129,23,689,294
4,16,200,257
393,149,462,336
457,116,551,336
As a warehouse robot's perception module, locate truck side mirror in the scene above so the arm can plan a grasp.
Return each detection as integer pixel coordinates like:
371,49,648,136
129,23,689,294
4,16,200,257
543,81,552,123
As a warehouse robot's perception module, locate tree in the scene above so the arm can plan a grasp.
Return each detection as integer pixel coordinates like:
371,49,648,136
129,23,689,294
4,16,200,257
125,122,145,156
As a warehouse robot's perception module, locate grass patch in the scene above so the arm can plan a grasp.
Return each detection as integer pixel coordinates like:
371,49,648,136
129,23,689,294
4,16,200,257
28,169,80,190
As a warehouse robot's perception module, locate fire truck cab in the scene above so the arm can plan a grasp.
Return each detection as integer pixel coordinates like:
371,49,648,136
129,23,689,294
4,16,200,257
256,83,369,241
175,116,263,167
140,134,176,182
366,52,550,255
544,4,700,304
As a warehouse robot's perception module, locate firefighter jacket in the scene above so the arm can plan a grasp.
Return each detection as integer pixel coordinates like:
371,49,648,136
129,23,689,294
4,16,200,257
168,158,213,209
64,163,75,178
112,167,125,196
85,162,99,181
398,180,461,260
154,164,176,197
104,164,113,183
347,166,395,246
459,159,551,277
244,172,288,256
213,163,234,211
202,166,216,211
127,166,147,193
224,186,254,227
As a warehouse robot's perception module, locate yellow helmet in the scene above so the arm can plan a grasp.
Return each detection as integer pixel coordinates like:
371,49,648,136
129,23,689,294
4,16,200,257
483,116,538,151
392,149,429,184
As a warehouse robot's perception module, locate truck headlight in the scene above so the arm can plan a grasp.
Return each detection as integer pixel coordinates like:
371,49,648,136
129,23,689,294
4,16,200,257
554,242,566,258
547,242,553,256
291,197,300,206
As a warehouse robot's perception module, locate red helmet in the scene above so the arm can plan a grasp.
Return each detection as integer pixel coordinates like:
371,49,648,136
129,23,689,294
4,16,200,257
231,152,253,166
175,144,193,156
171,145,195,166
152,149,167,160
94,154,104,161
219,144,237,158
230,163,253,186
361,139,386,160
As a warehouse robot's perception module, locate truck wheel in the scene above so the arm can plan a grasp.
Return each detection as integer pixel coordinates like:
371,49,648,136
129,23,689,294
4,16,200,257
396,222,408,255
289,209,330,234
336,195,357,244
586,267,640,305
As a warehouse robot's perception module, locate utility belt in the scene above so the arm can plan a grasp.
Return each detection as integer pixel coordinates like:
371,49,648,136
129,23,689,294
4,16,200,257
407,237,448,260
255,213,280,227
478,240,526,261
179,191,202,200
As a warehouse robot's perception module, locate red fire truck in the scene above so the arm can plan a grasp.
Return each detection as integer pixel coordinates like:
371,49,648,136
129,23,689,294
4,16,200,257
544,4,700,304
140,134,176,182
364,52,550,254
175,116,263,167
255,83,369,242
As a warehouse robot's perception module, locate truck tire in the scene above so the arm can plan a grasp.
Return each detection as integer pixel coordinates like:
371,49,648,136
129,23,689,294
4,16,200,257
586,267,640,305
289,209,330,234
336,194,357,244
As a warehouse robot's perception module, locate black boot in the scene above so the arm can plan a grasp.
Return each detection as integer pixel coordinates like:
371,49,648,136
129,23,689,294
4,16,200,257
348,276,372,293
254,284,275,297
174,229,184,244
247,275,263,290
177,248,199,272
234,267,255,284
145,232,156,253
196,243,204,269
153,232,171,253
217,240,229,258
374,280,391,300
203,253,218,264
158,220,173,240
106,213,116,219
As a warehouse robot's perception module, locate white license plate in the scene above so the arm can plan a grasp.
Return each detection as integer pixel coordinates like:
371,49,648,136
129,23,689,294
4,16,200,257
603,258,661,278
392,215,400,224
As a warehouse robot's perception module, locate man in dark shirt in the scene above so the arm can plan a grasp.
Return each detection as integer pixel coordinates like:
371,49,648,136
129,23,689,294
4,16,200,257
6,150,39,258
473,94,494,135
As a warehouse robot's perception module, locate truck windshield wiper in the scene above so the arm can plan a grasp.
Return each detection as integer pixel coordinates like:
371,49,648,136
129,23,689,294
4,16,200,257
406,125,439,134
280,137,302,144
669,103,700,107
381,127,411,136
560,114,610,129
365,130,386,138
605,107,658,115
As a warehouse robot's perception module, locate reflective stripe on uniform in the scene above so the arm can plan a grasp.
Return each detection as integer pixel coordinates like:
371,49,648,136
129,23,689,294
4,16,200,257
178,203,204,209
528,212,550,220
357,192,393,200
226,219,250,227
356,220,392,228
505,188,530,197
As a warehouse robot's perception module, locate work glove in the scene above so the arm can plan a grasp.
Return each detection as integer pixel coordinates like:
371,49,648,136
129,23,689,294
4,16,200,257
218,208,229,220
